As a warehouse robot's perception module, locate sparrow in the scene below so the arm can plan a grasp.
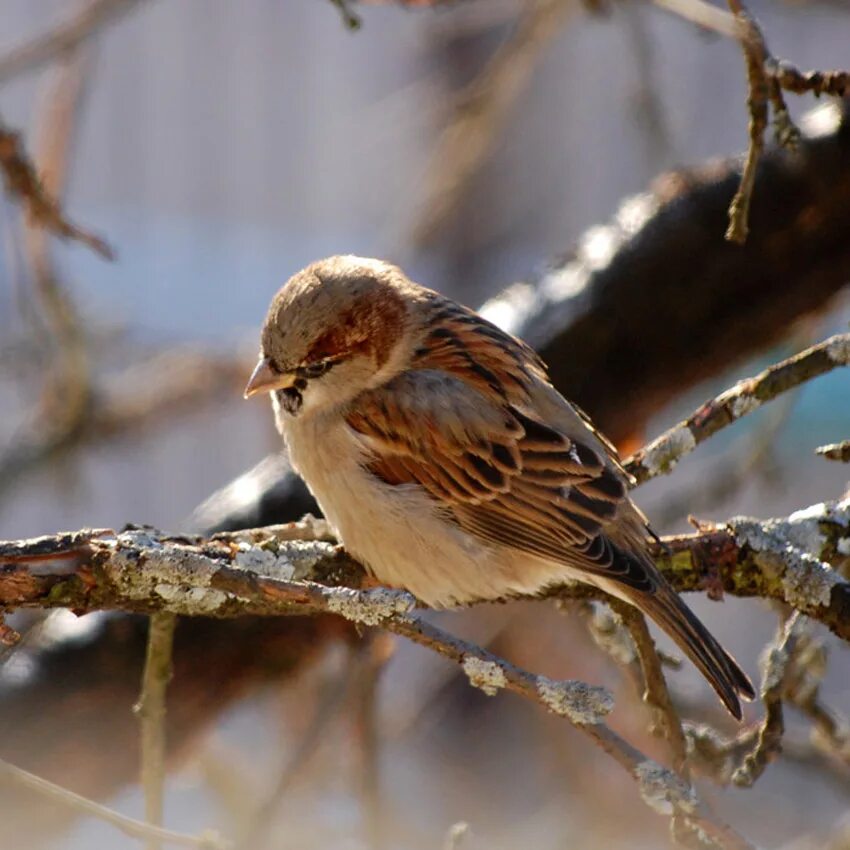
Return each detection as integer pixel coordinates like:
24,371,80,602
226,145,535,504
244,255,754,718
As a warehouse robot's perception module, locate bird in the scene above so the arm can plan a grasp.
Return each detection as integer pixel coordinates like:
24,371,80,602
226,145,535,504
244,255,754,718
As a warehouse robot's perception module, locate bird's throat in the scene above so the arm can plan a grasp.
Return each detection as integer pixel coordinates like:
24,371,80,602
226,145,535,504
276,387,303,416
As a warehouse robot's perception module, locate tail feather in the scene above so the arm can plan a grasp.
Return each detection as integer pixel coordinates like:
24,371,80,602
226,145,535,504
627,581,754,719
599,538,755,719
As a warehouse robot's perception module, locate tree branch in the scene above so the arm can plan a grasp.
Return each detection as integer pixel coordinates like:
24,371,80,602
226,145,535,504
625,333,850,485
4,503,846,847
0,494,847,633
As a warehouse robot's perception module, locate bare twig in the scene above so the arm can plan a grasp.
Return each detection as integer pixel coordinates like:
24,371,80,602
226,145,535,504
652,0,848,243
328,0,362,29
0,757,225,849
611,600,689,777
817,441,850,463
135,612,177,850
731,614,800,787
771,62,849,98
626,333,850,485
0,0,149,84
723,3,772,244
20,49,96,450
0,118,112,258
412,0,575,247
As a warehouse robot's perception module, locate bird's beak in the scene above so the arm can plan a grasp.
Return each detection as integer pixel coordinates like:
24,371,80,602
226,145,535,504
243,357,294,399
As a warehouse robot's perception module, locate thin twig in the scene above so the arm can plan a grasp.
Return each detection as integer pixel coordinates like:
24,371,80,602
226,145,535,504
731,613,800,787
328,0,362,29
0,117,112,258
610,600,690,777
0,0,149,84
652,0,849,243
135,612,178,850
21,49,96,448
724,4,771,244
385,614,752,849
626,333,850,485
0,757,225,849
0,347,252,504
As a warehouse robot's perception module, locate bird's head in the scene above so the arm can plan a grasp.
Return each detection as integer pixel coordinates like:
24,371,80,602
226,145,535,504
244,255,416,418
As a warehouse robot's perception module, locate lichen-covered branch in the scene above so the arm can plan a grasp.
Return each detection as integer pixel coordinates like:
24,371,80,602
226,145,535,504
626,333,850,485
1,496,849,634
729,614,799,787
5,502,847,846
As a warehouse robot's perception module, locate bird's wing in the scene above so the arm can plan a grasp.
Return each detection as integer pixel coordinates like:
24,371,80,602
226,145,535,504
345,365,650,592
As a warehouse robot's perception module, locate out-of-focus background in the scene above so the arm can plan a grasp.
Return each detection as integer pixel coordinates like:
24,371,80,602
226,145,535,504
0,1,849,848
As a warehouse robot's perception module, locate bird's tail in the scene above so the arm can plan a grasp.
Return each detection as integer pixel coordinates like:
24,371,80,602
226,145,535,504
620,576,754,719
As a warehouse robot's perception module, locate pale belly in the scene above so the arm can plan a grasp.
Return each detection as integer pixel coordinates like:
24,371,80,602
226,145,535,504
279,409,566,607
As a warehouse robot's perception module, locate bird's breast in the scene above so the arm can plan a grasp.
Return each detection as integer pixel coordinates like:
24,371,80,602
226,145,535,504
278,410,514,606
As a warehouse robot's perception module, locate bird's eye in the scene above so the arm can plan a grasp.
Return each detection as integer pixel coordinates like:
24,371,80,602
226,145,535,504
302,359,334,379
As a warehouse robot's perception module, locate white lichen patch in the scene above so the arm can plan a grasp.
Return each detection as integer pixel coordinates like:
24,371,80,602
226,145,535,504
778,549,839,610
325,587,415,626
233,539,336,582
154,584,229,615
733,513,840,611
106,536,219,601
826,334,850,364
729,393,761,419
234,545,295,581
462,656,506,696
731,502,850,609
634,760,698,816
535,676,613,725
639,424,696,476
